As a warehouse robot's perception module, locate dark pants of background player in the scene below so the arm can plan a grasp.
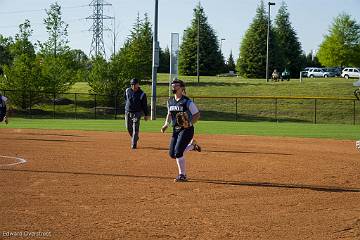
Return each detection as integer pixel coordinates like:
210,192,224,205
0,112,5,122
169,126,194,159
125,112,142,148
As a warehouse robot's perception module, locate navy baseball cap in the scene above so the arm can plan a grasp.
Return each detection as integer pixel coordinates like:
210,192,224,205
171,78,185,87
130,78,139,85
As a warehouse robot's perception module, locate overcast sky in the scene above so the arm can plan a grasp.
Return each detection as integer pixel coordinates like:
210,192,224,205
0,0,359,60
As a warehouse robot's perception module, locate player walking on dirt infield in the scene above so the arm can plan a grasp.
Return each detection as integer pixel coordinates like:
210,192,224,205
0,93,9,124
124,78,149,149
161,79,201,182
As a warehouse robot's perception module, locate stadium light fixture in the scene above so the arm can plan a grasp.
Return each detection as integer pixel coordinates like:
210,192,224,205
220,38,226,53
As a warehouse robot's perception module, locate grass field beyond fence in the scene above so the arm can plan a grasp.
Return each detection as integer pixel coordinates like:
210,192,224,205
2,74,360,124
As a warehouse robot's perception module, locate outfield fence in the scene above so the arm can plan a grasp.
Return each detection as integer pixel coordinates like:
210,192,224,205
1,89,360,124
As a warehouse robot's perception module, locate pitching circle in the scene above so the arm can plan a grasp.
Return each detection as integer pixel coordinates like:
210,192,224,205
0,155,27,167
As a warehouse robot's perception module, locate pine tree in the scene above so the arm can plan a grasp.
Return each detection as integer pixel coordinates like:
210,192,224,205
179,3,225,76
305,52,322,67
273,2,303,76
317,13,360,67
89,13,152,96
116,13,153,80
236,1,277,78
158,46,170,73
226,51,236,73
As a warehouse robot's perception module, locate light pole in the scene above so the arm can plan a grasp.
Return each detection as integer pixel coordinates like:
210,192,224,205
151,0,159,120
220,38,225,53
266,2,275,82
197,11,200,84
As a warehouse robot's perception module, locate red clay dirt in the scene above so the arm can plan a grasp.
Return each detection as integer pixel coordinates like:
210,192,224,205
0,128,360,240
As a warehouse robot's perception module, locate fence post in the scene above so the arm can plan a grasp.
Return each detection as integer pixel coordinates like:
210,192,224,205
114,93,118,120
75,93,77,120
29,90,32,118
314,98,317,124
53,92,56,119
275,98,278,122
235,98,238,121
354,100,356,125
94,94,97,119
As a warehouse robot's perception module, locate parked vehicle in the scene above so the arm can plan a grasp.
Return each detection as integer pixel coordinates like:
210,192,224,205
341,68,360,79
323,67,342,77
307,67,335,78
301,67,311,77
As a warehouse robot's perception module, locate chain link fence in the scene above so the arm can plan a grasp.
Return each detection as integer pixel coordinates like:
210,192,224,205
1,89,359,124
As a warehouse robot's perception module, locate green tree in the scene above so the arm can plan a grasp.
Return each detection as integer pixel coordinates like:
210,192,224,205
0,20,42,108
0,35,14,75
37,2,75,93
158,46,170,73
317,13,360,67
10,20,35,59
226,51,236,73
87,56,110,94
305,52,322,67
67,49,90,82
236,1,277,78
39,2,69,56
274,2,303,76
120,13,153,80
90,13,153,96
179,3,225,76
86,53,127,102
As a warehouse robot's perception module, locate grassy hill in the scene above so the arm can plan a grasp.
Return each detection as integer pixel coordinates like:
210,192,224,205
70,74,358,99
5,74,355,124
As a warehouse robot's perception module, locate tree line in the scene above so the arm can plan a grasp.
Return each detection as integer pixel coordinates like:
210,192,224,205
1,1,360,109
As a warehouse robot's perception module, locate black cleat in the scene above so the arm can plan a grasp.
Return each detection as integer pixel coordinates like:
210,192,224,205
174,174,188,182
191,139,201,152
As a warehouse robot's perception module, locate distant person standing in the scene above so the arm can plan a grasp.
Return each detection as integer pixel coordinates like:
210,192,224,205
124,78,150,149
0,93,8,124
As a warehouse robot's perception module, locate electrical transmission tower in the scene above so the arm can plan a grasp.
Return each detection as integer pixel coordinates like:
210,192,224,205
87,0,113,58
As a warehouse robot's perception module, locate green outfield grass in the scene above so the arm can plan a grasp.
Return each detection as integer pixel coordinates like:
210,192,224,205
71,74,358,98
1,118,359,140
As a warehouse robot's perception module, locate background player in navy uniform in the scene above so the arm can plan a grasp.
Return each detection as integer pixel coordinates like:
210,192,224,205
0,93,8,124
161,79,201,182
124,78,149,149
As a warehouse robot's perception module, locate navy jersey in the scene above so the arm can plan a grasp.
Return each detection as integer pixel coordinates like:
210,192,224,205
0,95,6,116
124,88,149,116
168,96,195,128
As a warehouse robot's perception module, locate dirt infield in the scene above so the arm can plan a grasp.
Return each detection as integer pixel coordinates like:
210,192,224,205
0,128,360,240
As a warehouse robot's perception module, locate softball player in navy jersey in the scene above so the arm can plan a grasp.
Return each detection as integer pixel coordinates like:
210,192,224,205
0,93,8,124
161,79,201,182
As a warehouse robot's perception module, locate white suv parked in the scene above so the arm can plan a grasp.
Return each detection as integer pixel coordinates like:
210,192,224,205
341,68,360,79
307,67,334,78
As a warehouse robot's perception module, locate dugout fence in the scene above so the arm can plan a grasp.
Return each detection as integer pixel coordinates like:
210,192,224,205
1,89,359,124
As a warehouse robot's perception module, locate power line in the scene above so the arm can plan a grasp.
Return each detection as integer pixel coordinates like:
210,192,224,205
0,4,88,15
0,18,86,29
